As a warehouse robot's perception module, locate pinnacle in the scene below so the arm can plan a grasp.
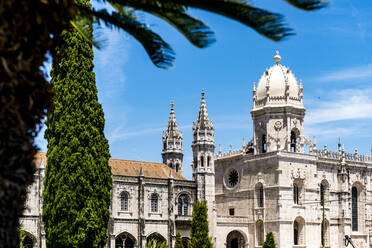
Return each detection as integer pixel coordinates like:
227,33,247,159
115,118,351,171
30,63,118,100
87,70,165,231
197,90,212,129
165,101,181,139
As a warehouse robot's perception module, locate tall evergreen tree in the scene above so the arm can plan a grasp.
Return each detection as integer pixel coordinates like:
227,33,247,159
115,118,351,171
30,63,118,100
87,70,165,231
42,0,112,247
189,201,212,248
175,232,184,248
263,232,277,248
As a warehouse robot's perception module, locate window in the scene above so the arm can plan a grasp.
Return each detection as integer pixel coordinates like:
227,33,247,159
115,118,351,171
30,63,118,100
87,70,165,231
262,135,267,153
23,235,33,248
321,219,330,247
177,194,189,216
256,183,264,208
151,193,158,213
256,220,264,246
229,208,235,216
294,217,305,245
293,183,299,205
178,198,183,215
227,169,239,188
320,183,325,206
290,131,296,152
176,163,180,172
207,156,211,167
120,192,129,211
163,142,167,150
352,186,358,231
200,156,204,167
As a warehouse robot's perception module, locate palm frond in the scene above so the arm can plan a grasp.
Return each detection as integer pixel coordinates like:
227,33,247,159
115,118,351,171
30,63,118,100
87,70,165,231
70,20,102,49
108,0,215,48
79,6,175,69
152,0,294,41
284,0,328,10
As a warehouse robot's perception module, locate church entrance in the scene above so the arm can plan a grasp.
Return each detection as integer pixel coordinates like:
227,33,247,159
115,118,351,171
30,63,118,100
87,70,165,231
115,233,136,248
226,230,246,248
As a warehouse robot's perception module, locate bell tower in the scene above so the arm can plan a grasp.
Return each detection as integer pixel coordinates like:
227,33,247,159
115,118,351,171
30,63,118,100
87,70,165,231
251,51,306,154
162,101,183,173
191,90,216,243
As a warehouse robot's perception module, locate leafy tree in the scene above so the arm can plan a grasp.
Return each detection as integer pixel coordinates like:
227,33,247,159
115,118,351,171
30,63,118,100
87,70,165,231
42,0,112,247
175,232,184,248
189,201,212,248
1,0,326,247
263,232,277,248
146,239,167,248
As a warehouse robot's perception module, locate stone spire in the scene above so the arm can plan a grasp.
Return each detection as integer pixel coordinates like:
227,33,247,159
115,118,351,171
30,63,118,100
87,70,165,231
196,89,213,130
162,101,183,173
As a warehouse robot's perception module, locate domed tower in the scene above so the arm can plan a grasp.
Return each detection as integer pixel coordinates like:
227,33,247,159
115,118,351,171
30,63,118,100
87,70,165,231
162,101,183,173
251,51,306,154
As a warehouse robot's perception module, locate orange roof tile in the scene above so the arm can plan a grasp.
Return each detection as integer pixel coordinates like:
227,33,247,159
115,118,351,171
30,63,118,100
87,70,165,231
33,152,187,180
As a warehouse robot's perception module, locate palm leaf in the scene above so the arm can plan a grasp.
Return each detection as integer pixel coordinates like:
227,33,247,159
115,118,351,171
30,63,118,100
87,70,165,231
132,0,294,41
79,6,175,69
284,0,328,10
108,0,215,48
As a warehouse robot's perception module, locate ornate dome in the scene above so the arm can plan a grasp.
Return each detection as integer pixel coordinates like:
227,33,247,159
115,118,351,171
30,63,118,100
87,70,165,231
253,51,303,109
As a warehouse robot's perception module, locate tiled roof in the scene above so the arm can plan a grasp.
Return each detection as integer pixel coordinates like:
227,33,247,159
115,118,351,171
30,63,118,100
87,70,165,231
33,152,187,180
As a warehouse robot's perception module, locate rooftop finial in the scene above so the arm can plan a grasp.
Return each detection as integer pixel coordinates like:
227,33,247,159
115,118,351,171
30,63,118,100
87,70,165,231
201,89,205,99
170,101,174,111
274,50,281,64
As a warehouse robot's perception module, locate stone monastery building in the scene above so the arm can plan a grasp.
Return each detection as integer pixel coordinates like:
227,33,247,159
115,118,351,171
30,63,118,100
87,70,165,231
21,52,372,248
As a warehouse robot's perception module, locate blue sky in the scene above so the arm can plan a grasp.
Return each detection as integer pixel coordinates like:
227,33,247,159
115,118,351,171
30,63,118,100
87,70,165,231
36,0,372,180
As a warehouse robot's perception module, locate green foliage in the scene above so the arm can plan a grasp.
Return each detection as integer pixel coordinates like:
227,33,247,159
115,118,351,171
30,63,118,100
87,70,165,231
263,232,276,248
146,239,167,248
189,201,212,248
42,0,112,247
18,230,25,248
175,232,184,248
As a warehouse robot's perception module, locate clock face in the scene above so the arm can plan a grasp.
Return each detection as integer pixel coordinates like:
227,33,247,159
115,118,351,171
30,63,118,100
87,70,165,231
225,168,239,188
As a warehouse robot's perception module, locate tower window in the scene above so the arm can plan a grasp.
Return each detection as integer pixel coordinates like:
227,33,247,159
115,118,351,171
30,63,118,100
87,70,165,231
163,142,167,150
293,183,299,205
207,156,211,167
352,186,358,231
290,131,296,152
262,134,267,153
200,156,204,167
176,163,180,172
256,183,264,208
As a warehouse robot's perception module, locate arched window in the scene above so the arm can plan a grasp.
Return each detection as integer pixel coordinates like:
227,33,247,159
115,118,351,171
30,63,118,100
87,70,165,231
147,233,166,246
262,135,267,153
320,181,328,207
120,192,129,211
23,235,33,248
183,198,189,216
294,217,305,245
207,156,211,167
256,220,264,246
321,219,330,247
169,163,174,169
293,183,299,205
226,230,246,248
176,163,180,172
163,142,167,151
178,198,183,215
290,131,296,152
200,156,204,167
255,183,264,208
115,233,136,248
151,193,158,213
352,186,358,231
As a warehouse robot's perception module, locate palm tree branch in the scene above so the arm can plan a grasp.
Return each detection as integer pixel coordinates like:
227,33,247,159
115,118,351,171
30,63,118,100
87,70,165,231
78,6,175,69
108,0,215,48
284,0,328,10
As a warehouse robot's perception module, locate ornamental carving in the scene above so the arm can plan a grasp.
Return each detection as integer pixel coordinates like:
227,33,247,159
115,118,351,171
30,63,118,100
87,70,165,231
274,121,282,131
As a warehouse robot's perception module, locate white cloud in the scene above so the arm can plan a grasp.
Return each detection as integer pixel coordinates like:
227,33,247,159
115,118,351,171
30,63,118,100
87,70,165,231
315,64,372,82
306,88,372,124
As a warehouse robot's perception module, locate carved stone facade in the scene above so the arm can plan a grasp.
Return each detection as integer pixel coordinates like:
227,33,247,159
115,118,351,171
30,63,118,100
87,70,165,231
21,52,372,248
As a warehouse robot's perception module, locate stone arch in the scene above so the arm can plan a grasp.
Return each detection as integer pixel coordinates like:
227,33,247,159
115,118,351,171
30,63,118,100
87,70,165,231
182,237,190,248
293,216,305,245
115,232,136,248
351,181,365,232
21,231,36,248
290,128,300,152
147,232,166,245
226,230,247,248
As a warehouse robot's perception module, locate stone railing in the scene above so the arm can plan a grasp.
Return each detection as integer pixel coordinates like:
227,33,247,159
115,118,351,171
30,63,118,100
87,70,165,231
313,148,372,163
215,149,244,159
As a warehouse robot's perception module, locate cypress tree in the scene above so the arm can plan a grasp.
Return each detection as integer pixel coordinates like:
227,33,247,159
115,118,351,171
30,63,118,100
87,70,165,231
42,0,112,247
263,232,276,248
189,201,212,248
175,232,184,248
